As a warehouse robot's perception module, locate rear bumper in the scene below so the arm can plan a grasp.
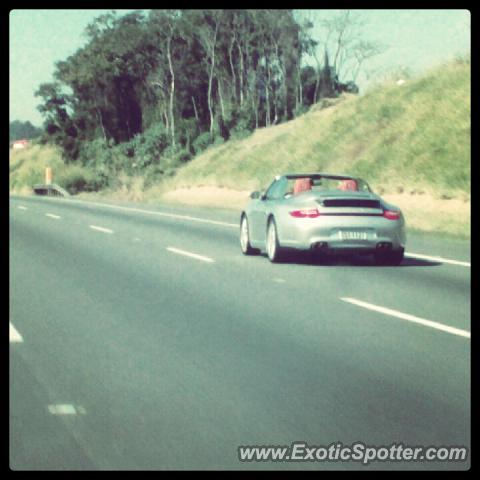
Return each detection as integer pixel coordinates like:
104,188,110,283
278,215,406,252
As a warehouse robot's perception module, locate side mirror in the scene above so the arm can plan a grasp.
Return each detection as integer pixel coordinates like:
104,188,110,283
250,191,260,199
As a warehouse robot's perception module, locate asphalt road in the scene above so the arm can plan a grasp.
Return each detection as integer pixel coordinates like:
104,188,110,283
9,195,471,470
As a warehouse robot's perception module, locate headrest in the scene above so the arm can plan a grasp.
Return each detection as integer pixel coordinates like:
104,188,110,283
293,178,313,195
338,179,358,191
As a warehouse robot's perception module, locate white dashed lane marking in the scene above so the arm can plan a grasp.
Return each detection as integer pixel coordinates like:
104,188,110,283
47,404,87,415
166,247,215,263
89,225,114,234
10,323,23,343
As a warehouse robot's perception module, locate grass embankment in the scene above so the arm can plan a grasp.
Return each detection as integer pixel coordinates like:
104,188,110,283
9,144,95,195
10,59,470,237
159,59,471,237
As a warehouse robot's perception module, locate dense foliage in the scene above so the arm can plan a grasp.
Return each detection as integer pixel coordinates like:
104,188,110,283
35,10,361,181
9,120,43,142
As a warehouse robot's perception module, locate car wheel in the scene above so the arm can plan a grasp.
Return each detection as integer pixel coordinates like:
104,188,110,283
240,214,258,255
375,248,404,266
266,218,283,263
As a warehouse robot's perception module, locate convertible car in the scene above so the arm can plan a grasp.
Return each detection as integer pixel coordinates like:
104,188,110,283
240,173,406,265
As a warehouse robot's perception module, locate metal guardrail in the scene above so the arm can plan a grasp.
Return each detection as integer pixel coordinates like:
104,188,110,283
32,184,71,197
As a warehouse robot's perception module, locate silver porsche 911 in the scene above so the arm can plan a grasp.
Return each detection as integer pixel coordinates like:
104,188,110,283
240,173,406,265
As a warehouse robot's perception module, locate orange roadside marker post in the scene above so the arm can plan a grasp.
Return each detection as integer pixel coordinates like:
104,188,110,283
45,167,52,185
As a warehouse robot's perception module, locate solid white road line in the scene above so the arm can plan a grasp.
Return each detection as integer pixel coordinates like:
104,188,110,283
58,197,239,228
17,206,27,210
340,297,471,339
10,323,23,343
405,252,470,267
166,247,215,263
89,225,114,234
45,213,61,219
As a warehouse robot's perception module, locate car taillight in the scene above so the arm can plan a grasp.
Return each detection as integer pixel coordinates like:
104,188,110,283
383,209,401,220
289,208,321,218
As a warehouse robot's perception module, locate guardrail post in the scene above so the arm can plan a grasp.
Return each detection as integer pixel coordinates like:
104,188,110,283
33,183,70,197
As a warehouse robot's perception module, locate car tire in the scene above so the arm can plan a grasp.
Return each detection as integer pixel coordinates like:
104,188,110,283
240,214,258,255
266,218,284,263
374,248,404,266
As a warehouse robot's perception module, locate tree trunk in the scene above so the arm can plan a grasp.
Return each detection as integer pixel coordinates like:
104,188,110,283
151,80,169,129
218,78,225,118
96,107,107,143
237,41,244,107
166,35,175,147
252,92,258,129
313,74,320,103
352,59,363,83
208,60,215,137
273,42,285,119
207,23,219,138
276,44,288,120
228,36,237,104
191,96,199,123
272,75,279,125
298,66,303,109
265,56,271,127
186,129,190,154
164,109,169,132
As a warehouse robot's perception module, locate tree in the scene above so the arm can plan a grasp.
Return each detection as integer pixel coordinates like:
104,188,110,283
299,10,384,100
35,9,318,167
9,120,42,142
54,11,152,144
185,10,222,138
148,10,183,147
35,82,79,158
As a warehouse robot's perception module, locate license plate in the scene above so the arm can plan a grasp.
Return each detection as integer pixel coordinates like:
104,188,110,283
339,230,368,240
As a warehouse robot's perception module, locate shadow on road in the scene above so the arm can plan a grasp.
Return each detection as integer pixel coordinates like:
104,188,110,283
262,252,442,268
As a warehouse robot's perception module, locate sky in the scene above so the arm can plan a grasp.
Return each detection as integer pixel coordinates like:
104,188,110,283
10,9,470,126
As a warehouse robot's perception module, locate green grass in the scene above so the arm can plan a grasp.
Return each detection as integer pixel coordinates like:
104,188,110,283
168,60,470,198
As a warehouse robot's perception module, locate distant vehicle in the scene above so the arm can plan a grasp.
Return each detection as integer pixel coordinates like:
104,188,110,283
240,173,406,265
